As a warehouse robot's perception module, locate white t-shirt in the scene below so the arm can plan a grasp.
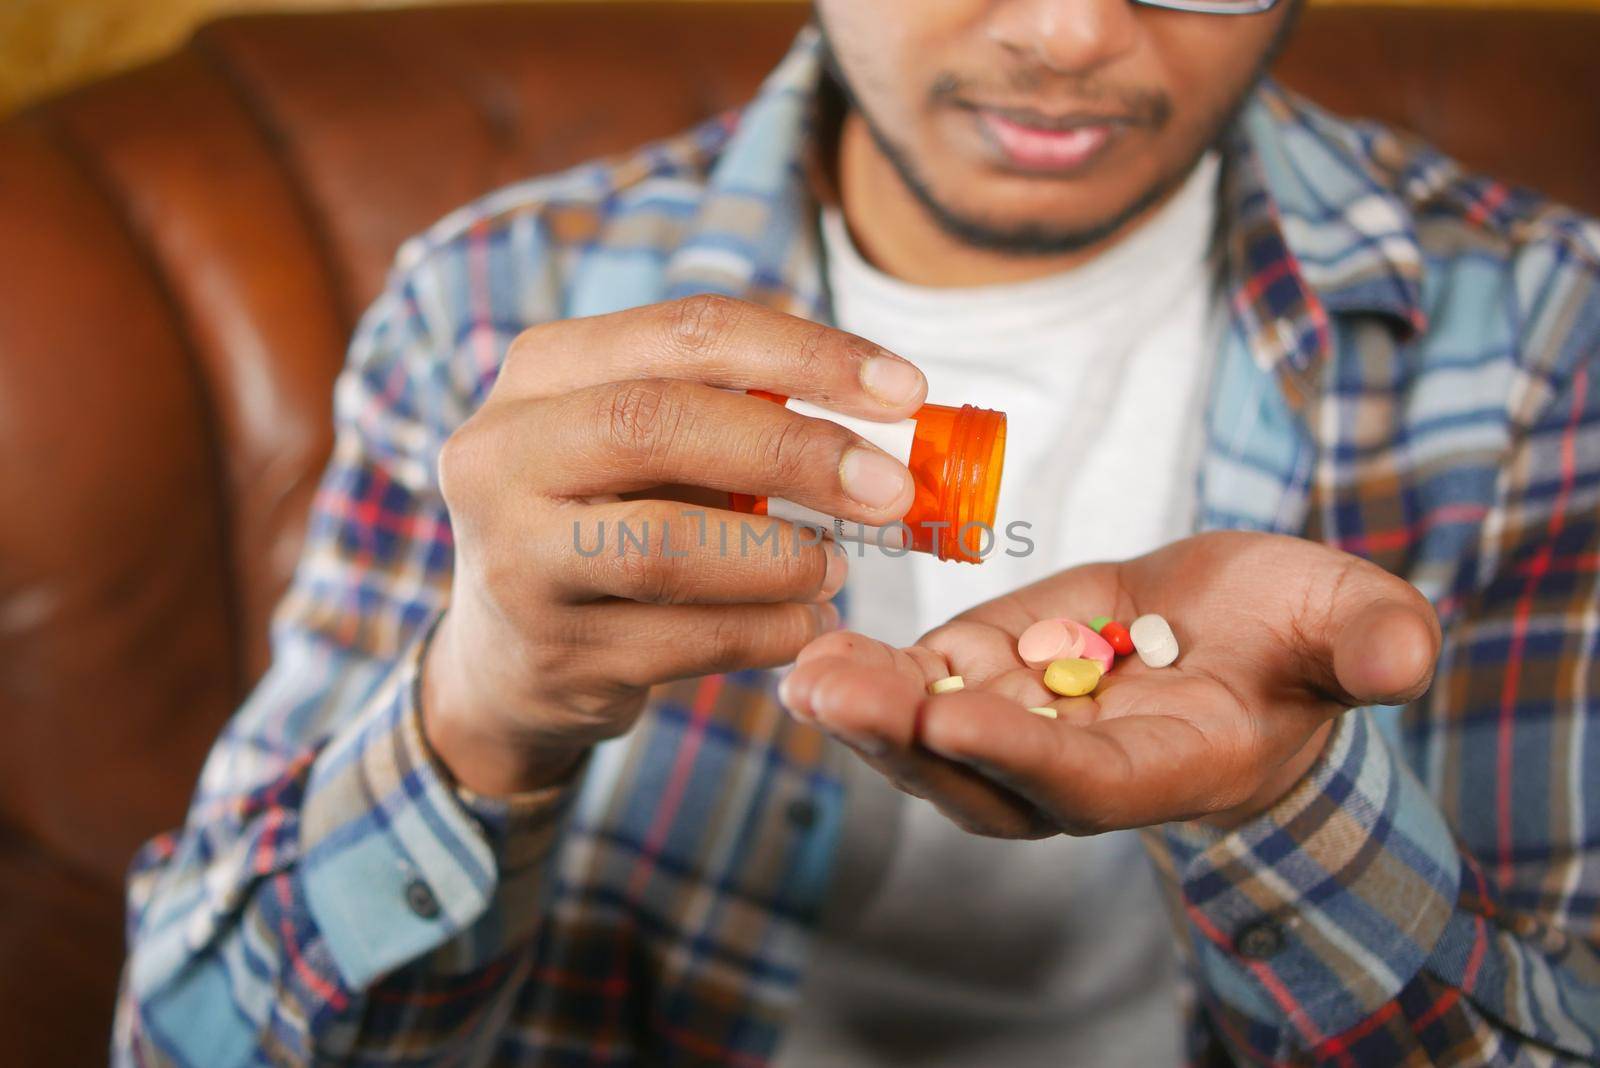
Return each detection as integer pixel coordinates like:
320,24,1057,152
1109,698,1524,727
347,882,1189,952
773,154,1225,1068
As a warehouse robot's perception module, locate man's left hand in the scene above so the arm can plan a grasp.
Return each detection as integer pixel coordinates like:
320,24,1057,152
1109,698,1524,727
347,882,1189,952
778,531,1441,838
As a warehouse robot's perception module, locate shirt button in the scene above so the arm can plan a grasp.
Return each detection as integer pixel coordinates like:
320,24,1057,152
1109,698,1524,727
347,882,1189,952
1235,919,1286,960
785,797,817,829
1275,318,1299,354
404,877,441,920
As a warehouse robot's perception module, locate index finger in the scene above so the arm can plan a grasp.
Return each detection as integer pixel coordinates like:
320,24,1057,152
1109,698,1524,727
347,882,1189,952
780,630,949,722
498,294,927,420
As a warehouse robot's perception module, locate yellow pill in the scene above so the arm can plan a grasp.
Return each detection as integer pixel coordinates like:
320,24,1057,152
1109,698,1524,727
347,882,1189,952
929,675,965,695
1043,658,1102,698
1025,706,1059,720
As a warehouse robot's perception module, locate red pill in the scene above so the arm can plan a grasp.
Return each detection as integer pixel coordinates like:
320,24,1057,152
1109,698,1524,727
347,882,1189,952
1100,621,1135,656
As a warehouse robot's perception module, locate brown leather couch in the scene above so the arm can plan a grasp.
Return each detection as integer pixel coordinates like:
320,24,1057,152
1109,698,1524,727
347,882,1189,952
2,3,1598,1062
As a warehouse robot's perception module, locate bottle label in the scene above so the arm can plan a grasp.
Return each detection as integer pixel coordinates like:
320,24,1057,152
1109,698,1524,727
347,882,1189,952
764,398,918,550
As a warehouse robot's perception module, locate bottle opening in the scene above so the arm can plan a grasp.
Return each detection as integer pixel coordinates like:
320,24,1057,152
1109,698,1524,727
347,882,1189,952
732,392,1008,564
938,405,1007,564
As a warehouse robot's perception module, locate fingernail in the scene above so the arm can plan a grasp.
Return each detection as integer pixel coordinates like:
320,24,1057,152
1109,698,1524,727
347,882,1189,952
814,601,841,632
860,354,925,408
816,549,848,601
840,448,909,509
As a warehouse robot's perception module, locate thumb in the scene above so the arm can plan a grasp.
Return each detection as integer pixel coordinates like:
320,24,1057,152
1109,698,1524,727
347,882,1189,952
1330,595,1441,707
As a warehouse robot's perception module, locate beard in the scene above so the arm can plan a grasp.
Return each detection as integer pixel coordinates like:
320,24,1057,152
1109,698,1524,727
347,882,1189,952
812,3,1303,258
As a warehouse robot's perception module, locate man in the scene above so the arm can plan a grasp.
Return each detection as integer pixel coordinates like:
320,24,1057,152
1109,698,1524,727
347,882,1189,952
116,0,1600,1065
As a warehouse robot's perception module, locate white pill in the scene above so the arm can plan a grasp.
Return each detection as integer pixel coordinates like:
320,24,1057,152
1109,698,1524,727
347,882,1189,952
1025,706,1059,720
1129,614,1179,668
929,675,965,695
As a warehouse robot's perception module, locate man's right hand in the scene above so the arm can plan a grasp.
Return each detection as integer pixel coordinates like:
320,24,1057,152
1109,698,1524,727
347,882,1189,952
419,296,928,796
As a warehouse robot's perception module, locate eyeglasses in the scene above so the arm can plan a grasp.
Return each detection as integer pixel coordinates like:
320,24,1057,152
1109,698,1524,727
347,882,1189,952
1133,0,1283,13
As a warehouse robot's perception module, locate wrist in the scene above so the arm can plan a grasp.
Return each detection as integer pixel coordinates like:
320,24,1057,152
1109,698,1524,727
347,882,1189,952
1201,718,1335,832
419,608,589,797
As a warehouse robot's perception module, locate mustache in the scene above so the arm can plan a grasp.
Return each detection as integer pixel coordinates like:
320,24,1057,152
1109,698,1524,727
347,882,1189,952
930,70,1173,128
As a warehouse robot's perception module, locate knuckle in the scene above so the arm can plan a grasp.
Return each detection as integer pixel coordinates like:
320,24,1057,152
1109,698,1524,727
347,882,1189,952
789,321,836,383
666,294,740,356
436,430,469,502
610,529,677,603
704,611,753,672
603,379,684,457
756,414,834,491
437,421,489,508
759,542,812,600
504,321,555,371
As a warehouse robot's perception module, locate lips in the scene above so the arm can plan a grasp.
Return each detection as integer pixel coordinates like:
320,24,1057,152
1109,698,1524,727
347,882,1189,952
974,108,1127,174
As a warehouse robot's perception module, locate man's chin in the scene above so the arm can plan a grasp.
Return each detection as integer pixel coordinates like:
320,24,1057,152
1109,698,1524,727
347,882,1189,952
911,194,1159,258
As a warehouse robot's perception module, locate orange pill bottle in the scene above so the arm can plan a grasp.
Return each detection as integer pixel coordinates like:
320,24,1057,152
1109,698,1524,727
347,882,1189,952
730,391,1007,564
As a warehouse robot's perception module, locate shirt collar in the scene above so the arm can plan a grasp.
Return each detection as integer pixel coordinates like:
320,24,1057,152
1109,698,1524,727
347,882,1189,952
1218,79,1428,406
665,32,1430,406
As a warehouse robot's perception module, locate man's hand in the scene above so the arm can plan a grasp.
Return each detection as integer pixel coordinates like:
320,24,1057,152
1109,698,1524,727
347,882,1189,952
778,532,1441,837
421,296,929,796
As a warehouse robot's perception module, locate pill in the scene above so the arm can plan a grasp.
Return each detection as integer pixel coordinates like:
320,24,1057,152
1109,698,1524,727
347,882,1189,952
1072,622,1116,674
929,675,965,694
1043,658,1102,698
1088,616,1112,633
1017,618,1084,669
1100,621,1135,657
1129,614,1179,668
1026,706,1059,720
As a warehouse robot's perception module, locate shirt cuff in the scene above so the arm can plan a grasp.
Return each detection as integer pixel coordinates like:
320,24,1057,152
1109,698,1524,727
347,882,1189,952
1162,707,1463,1046
298,620,585,988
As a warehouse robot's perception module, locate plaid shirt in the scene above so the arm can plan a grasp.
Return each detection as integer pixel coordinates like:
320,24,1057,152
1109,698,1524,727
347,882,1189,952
117,26,1600,1067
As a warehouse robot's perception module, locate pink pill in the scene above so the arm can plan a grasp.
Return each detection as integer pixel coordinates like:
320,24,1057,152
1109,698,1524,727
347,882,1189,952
1017,619,1084,669
1072,622,1116,674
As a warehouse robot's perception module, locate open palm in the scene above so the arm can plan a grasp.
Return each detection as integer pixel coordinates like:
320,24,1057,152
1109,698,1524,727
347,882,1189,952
779,531,1440,837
